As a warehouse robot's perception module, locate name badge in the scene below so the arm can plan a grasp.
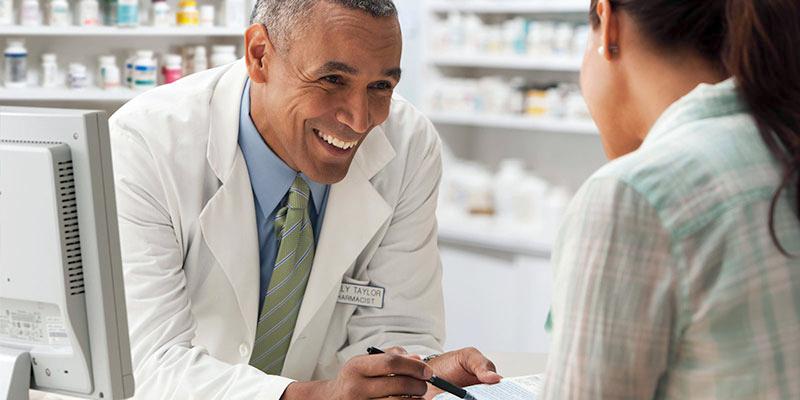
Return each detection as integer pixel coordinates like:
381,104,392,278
338,282,385,309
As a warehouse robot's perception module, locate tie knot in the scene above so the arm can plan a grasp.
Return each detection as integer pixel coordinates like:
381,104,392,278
287,176,311,210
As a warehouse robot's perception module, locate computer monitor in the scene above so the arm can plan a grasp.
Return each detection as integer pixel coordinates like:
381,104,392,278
0,107,134,400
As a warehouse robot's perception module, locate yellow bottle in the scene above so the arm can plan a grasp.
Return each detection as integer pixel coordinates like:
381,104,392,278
176,0,199,26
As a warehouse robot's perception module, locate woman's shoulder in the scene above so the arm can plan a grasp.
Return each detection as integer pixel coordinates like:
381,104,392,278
585,112,781,239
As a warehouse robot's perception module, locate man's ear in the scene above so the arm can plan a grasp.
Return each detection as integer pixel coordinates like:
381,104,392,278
245,23,276,84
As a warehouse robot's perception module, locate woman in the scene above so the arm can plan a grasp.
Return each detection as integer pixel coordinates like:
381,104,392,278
543,1,800,398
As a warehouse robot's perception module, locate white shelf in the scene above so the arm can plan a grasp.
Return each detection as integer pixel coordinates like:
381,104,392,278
0,26,243,37
428,111,598,135
430,54,582,71
428,1,589,14
438,218,552,257
0,87,139,102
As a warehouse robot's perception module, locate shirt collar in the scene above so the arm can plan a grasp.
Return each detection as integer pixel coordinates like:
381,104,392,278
238,79,327,218
643,78,745,149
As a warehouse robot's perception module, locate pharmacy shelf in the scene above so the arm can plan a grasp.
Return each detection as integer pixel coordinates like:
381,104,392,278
438,218,552,257
430,54,581,71
428,111,598,135
428,1,588,14
0,87,139,102
0,26,243,37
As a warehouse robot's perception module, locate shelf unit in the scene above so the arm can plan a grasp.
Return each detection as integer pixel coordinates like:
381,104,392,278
424,0,604,254
0,87,139,102
428,1,589,14
430,53,581,72
0,26,243,37
0,6,247,111
428,111,597,135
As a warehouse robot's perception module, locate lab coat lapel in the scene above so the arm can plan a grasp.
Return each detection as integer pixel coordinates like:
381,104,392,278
198,61,261,339
282,126,395,379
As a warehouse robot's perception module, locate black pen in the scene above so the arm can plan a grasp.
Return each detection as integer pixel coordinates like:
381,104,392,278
367,347,478,400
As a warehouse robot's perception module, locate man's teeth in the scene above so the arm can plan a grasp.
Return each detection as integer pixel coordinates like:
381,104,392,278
315,129,358,150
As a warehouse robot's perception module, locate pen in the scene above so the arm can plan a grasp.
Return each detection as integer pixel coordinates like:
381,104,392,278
367,347,478,400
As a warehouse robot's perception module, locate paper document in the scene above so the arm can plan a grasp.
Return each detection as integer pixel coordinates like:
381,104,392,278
433,374,543,400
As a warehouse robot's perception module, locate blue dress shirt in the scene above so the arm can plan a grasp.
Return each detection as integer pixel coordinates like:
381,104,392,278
238,79,330,312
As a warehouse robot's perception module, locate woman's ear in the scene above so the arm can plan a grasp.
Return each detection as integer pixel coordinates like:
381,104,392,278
245,23,276,84
596,0,620,60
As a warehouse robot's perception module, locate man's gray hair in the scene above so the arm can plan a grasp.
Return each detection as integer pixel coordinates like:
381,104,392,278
251,0,398,51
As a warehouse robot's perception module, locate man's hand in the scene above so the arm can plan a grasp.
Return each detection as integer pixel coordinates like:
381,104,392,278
281,347,433,400
423,347,503,399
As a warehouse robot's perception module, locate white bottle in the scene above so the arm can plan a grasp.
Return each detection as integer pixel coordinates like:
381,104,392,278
67,63,88,89
4,39,28,88
78,0,100,25
223,0,243,28
191,45,207,74
48,0,70,26
132,49,156,90
151,0,170,27
210,45,236,68
41,53,60,87
98,55,121,89
0,0,14,25
20,0,42,26
199,4,214,27
117,0,138,27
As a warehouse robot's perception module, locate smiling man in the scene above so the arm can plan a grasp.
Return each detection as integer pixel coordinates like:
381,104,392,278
109,0,501,399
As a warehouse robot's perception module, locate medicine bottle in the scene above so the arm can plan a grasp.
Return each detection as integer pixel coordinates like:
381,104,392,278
41,53,59,87
98,55,121,89
191,45,207,73
132,50,156,90
117,0,138,27
48,0,70,26
176,0,198,26
151,0,170,27
4,39,28,88
210,45,236,68
199,4,214,27
161,54,182,84
20,0,42,26
0,0,14,25
78,0,100,26
67,63,89,89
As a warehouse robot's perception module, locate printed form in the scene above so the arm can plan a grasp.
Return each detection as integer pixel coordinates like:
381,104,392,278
433,374,543,400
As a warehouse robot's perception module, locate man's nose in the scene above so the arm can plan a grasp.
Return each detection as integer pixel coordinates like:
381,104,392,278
336,90,371,134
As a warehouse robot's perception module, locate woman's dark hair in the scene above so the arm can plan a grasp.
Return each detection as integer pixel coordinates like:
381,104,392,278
590,0,800,255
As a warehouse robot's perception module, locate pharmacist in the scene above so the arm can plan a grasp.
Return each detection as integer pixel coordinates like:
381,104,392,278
109,0,501,399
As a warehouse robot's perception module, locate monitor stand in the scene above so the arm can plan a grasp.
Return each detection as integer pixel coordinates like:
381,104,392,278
0,347,31,400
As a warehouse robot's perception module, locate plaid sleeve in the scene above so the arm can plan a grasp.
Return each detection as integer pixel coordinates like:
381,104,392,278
541,176,678,400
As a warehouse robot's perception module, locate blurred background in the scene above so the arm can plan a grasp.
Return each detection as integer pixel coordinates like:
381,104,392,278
0,0,607,355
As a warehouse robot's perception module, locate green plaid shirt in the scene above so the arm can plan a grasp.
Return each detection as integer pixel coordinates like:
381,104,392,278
543,79,800,399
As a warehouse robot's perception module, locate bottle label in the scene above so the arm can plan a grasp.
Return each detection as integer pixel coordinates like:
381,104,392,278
5,57,27,84
117,3,138,25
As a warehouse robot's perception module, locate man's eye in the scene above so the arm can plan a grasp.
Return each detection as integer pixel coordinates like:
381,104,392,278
322,75,343,85
371,81,394,91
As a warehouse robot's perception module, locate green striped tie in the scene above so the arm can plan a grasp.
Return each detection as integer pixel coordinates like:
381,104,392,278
250,176,315,375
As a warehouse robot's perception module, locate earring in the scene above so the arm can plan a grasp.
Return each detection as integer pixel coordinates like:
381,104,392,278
598,45,619,57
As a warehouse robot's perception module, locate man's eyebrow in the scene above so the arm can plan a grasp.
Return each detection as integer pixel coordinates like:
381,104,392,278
316,61,359,76
384,68,402,80
315,62,402,81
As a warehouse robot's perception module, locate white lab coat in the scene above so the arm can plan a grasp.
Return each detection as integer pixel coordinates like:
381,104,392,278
109,60,445,400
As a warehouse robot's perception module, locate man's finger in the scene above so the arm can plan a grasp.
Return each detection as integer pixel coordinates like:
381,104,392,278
462,348,503,384
353,353,434,380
